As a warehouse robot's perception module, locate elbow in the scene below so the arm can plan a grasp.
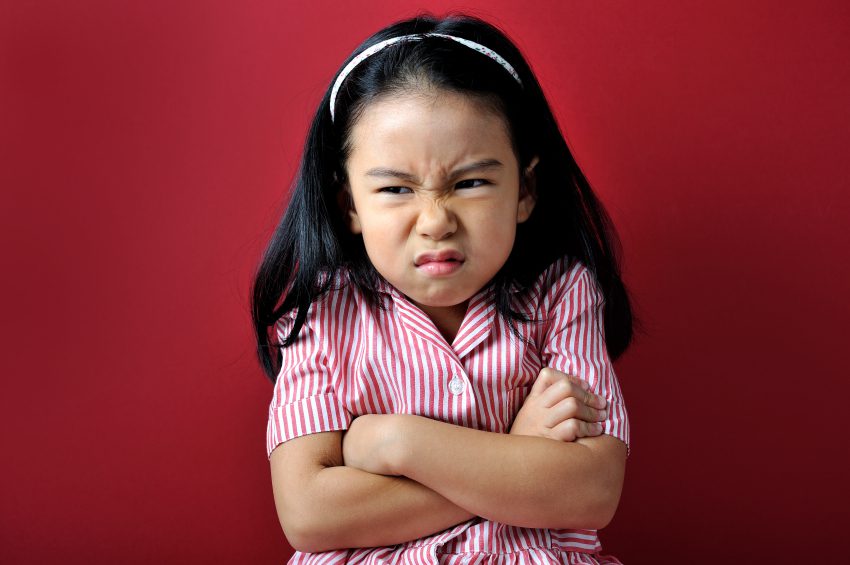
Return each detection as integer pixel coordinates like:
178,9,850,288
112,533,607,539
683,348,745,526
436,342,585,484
280,522,309,554
287,531,329,555
582,467,625,530
280,513,339,554
274,488,337,553
551,465,625,531
272,486,313,551
275,505,310,553
570,436,627,530
269,433,348,553
584,488,622,530
551,484,622,531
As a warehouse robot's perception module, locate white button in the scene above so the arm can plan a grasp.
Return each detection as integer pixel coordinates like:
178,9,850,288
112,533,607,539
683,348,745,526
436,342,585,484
449,376,465,395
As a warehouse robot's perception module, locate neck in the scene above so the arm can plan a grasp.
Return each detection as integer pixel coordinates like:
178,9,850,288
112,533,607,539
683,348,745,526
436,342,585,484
416,300,469,344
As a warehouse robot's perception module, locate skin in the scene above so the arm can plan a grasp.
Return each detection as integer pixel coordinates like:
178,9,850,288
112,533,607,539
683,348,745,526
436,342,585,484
268,88,626,552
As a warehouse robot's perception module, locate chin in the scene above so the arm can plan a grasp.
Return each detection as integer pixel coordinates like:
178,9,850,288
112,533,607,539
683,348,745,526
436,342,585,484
412,288,472,309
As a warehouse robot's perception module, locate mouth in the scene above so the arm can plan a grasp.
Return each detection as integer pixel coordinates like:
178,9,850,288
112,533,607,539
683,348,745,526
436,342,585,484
414,249,465,266
414,249,465,276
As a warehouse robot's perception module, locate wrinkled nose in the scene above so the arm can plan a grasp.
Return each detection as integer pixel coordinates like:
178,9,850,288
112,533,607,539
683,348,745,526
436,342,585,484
415,201,457,241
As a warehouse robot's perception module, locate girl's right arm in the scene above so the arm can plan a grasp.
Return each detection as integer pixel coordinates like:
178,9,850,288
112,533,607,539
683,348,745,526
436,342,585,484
270,429,474,553
269,305,475,552
269,303,476,552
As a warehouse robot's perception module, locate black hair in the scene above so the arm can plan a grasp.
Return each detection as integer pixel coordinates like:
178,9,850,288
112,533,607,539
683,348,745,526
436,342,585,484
252,12,639,383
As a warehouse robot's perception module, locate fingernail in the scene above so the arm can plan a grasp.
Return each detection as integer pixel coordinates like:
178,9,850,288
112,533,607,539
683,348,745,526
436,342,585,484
600,410,608,419
595,423,604,432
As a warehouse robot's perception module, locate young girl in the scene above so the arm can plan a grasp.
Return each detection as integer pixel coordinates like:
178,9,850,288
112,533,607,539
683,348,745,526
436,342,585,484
252,13,634,565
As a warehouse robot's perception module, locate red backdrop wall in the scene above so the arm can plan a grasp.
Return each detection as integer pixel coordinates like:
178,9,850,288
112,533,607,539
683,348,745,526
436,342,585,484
2,1,848,563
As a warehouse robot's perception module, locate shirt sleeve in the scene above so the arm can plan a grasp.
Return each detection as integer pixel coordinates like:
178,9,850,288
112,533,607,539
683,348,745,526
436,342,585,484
538,260,631,457
265,305,352,460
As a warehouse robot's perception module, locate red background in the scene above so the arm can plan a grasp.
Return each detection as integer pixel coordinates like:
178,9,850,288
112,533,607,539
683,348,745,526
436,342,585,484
2,1,848,563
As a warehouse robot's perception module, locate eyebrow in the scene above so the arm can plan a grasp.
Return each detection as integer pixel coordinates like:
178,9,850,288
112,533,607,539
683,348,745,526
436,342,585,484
364,158,504,183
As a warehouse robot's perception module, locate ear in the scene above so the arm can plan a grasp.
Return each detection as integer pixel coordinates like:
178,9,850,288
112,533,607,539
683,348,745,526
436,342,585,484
337,183,362,234
517,155,539,223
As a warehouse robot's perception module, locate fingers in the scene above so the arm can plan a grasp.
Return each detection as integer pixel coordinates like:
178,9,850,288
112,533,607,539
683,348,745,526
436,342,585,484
584,388,607,410
531,367,588,397
529,367,565,395
563,372,590,392
550,418,604,442
545,395,608,427
539,375,607,410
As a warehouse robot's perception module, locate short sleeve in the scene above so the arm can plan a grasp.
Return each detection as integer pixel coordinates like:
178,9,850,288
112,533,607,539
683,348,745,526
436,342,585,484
538,261,631,457
265,307,352,460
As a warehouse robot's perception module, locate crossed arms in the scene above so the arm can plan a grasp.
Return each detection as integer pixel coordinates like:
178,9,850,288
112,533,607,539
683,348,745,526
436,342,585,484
269,371,627,553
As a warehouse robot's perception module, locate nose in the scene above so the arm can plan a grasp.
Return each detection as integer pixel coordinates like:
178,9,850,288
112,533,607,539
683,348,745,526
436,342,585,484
415,200,457,241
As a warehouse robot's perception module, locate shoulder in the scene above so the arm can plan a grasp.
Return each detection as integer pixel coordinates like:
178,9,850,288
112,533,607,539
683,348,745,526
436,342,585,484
516,256,606,332
540,255,593,287
528,255,598,305
274,269,366,342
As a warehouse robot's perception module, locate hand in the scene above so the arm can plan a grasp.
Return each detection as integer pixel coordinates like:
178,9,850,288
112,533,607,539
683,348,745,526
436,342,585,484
342,413,401,476
509,367,608,442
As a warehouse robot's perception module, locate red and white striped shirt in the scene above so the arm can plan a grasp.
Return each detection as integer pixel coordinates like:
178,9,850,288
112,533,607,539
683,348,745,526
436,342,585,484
266,256,630,564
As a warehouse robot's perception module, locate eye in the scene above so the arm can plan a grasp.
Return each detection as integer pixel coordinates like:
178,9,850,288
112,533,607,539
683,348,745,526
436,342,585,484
455,179,489,189
378,186,413,195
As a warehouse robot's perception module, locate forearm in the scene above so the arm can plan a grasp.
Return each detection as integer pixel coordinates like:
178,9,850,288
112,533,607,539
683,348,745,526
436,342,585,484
389,415,624,530
294,464,475,553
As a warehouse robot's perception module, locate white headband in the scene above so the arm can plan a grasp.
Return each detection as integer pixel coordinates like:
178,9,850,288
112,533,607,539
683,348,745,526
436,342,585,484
329,32,523,122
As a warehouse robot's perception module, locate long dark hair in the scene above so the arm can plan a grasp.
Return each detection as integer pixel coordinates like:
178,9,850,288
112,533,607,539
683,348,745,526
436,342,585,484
252,12,638,383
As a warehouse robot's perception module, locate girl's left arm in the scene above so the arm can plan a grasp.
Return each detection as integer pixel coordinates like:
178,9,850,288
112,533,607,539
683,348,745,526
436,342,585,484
345,413,625,531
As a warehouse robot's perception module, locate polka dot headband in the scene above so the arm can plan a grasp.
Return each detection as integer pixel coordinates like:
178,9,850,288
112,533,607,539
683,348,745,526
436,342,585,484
329,33,523,122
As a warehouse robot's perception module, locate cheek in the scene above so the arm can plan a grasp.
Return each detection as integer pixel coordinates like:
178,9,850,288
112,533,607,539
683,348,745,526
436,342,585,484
487,224,518,256
471,201,518,235
358,217,402,265
358,210,396,240
472,206,519,261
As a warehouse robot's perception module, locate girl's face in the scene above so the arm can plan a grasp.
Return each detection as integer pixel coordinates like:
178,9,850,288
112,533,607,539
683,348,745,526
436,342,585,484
343,89,537,329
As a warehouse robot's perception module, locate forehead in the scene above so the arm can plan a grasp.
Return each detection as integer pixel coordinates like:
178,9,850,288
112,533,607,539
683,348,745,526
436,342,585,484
345,91,516,178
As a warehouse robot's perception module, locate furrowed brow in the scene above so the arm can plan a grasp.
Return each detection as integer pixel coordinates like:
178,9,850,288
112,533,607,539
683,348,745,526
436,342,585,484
364,159,504,183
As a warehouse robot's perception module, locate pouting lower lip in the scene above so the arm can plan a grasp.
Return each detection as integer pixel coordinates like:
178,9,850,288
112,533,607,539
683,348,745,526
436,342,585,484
416,260,463,276
415,258,463,266
415,251,465,265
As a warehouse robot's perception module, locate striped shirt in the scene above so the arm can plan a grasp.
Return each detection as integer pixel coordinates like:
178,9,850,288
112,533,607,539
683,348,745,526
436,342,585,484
266,256,630,564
